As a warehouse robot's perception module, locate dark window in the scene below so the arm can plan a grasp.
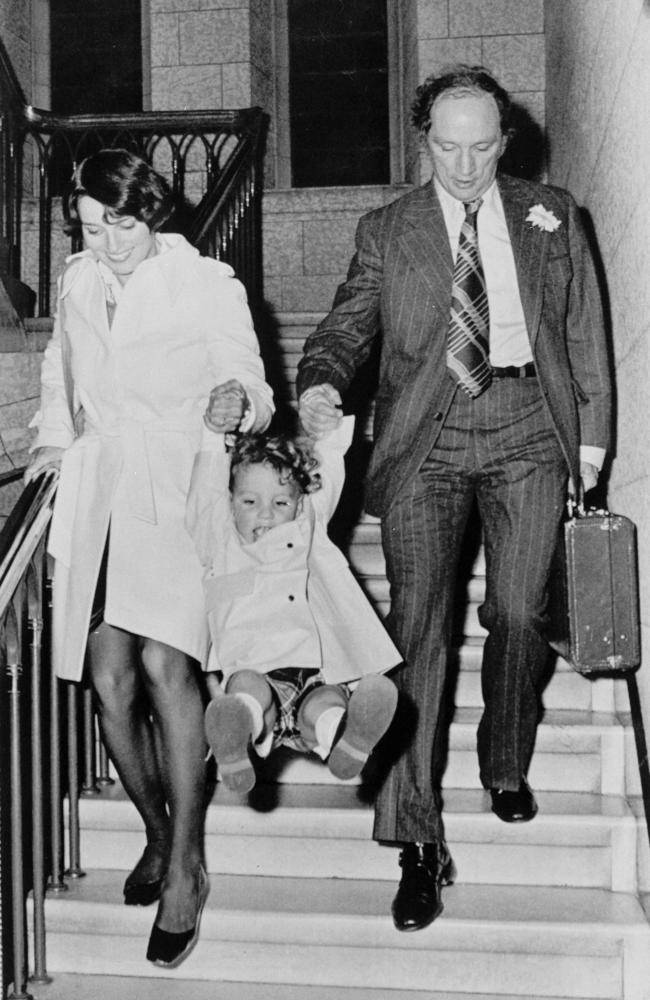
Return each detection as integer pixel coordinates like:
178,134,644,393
50,0,142,114
289,0,389,187
49,0,143,192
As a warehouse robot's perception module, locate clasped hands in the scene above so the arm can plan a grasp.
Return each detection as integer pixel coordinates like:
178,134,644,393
298,384,343,438
204,379,249,433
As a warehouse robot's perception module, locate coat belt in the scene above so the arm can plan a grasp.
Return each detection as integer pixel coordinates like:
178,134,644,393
83,416,198,525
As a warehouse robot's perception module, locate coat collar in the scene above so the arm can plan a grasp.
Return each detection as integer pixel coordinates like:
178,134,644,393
59,233,211,305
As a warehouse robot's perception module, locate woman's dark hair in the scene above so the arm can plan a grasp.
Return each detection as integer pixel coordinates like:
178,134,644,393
411,64,514,137
65,149,174,236
229,433,322,495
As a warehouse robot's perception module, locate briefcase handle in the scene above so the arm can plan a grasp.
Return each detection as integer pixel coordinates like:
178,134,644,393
566,484,608,521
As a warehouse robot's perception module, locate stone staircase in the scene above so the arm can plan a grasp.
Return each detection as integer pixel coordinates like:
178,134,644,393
27,505,650,1000
22,298,650,998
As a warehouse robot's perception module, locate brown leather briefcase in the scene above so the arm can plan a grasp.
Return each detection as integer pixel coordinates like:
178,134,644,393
546,506,641,675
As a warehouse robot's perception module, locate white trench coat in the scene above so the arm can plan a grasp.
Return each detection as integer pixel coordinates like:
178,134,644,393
31,234,273,681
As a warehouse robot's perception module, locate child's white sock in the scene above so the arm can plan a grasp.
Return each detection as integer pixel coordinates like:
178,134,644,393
314,706,345,760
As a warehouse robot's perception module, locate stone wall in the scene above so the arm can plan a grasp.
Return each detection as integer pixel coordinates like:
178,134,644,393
262,185,404,317
545,0,650,720
147,0,272,111
0,0,33,99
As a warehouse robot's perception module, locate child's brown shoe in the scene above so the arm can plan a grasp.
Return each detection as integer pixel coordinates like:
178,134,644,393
204,695,256,793
327,675,397,781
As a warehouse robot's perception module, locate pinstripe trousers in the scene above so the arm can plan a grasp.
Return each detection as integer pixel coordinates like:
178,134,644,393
373,377,567,845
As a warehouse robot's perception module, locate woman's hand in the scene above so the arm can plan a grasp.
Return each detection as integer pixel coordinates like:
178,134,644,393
299,384,343,438
24,446,65,484
204,380,248,433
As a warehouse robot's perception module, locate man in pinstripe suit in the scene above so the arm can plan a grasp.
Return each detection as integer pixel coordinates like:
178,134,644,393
296,65,611,932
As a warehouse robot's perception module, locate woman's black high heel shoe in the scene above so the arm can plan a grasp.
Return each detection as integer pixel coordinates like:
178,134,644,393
146,865,209,968
123,841,168,907
124,877,164,907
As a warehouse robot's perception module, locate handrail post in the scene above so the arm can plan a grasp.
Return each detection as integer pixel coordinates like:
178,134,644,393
26,552,51,986
45,565,67,897
5,598,33,1000
64,683,85,880
97,737,115,787
37,144,52,317
81,684,99,796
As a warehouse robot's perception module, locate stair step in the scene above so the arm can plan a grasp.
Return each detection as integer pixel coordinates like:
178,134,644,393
94,707,628,794
448,646,611,712
33,871,650,998
30,974,585,1000
76,784,639,892
243,709,627,795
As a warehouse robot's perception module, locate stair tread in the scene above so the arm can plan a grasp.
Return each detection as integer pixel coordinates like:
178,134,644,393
43,870,650,936
81,781,634,829
25,974,602,1000
454,705,622,728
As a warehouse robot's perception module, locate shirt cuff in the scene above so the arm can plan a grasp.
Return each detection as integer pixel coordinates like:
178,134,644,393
579,445,606,471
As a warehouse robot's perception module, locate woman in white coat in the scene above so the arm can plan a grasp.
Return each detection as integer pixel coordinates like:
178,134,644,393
26,149,273,968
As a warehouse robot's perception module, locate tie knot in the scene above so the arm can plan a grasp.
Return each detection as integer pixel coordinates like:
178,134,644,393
464,198,483,217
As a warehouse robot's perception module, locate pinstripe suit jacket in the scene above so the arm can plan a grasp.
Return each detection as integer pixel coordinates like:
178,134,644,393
296,174,611,518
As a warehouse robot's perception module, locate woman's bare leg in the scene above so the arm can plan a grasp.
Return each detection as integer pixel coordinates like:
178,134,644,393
87,623,170,882
139,638,206,933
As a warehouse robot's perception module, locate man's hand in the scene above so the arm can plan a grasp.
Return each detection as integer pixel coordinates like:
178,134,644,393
24,446,65,484
580,461,599,495
568,461,600,501
298,384,343,439
204,380,248,433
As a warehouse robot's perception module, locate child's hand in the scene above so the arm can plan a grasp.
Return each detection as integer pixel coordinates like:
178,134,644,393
204,380,248,433
299,384,342,438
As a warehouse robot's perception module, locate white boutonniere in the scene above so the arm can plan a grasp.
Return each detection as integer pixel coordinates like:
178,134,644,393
526,204,561,233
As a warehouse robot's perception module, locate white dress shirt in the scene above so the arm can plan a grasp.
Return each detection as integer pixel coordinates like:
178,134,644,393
434,178,604,471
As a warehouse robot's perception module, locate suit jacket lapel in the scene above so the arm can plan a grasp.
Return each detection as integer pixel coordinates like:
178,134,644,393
498,175,551,349
397,184,454,315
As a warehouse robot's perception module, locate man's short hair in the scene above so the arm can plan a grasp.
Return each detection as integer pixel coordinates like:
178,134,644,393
411,64,513,137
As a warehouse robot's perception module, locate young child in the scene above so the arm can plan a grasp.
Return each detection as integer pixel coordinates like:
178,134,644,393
186,415,401,793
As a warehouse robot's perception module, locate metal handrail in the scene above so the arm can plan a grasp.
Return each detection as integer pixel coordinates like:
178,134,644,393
0,468,108,1000
0,470,57,999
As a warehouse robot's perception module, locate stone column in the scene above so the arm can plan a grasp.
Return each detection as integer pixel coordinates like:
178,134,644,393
146,0,272,113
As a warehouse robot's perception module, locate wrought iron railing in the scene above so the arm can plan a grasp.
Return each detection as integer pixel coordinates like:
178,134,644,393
0,36,266,320
0,468,58,1000
0,468,118,1000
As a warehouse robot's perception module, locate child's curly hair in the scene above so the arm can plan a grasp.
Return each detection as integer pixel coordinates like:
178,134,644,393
228,432,322,495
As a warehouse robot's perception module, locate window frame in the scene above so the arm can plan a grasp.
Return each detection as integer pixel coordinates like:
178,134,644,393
271,0,406,189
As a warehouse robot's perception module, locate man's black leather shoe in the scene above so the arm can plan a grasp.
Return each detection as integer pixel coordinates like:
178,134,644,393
490,778,538,823
391,841,456,932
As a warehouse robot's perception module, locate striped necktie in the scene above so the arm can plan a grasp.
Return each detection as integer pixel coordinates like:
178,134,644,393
447,198,491,398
